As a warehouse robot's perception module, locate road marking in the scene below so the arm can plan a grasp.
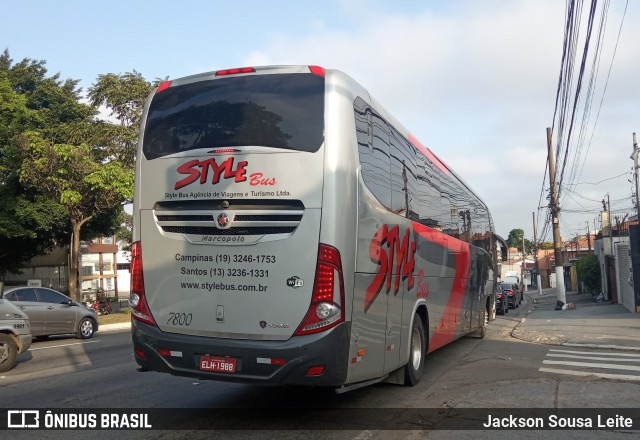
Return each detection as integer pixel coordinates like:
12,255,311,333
540,347,640,382
542,360,640,371
29,340,100,350
539,367,640,382
549,348,640,357
546,354,640,362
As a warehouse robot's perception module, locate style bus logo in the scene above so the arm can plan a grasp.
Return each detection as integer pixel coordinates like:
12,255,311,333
174,158,278,190
365,224,417,312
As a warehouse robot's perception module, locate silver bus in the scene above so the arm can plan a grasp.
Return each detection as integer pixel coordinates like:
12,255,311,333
130,65,498,392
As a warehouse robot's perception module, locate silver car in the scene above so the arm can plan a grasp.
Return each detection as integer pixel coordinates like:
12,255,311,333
3,287,98,339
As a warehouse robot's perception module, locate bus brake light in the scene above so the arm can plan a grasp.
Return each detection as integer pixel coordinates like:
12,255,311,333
294,244,345,336
130,241,157,327
216,67,256,76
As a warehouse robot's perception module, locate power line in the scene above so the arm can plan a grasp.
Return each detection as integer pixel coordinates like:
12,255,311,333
564,169,629,186
541,0,628,247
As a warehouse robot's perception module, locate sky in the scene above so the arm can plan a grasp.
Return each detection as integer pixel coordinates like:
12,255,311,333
2,0,638,242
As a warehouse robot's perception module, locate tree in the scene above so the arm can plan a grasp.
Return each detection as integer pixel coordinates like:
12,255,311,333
506,228,533,255
87,71,162,169
0,50,94,275
17,132,133,300
0,51,152,293
574,254,601,293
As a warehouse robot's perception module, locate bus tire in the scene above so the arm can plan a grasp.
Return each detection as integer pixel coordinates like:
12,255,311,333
404,315,426,386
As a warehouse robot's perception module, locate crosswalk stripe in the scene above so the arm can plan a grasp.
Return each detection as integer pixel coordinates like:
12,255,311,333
540,347,640,381
548,348,640,358
542,360,640,371
546,353,640,362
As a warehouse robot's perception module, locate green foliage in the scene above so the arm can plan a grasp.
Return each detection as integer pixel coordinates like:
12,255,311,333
18,134,133,212
506,228,533,255
87,71,162,169
575,255,601,292
0,50,94,275
0,50,144,282
0,181,67,274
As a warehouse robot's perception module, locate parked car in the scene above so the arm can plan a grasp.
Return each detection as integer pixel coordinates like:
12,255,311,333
499,282,518,309
495,285,508,315
2,287,98,340
0,282,32,372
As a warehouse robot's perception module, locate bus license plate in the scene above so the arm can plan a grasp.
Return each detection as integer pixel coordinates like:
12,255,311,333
200,356,236,373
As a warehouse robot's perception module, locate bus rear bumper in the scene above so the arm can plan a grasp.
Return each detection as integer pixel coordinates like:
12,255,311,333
131,319,351,387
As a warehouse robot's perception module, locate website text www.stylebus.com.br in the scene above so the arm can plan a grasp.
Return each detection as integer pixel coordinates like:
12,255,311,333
1,408,639,431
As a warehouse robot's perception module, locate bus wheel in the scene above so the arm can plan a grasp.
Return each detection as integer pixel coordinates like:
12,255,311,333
404,315,426,386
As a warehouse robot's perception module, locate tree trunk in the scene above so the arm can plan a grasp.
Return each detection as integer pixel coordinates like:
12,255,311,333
68,220,83,302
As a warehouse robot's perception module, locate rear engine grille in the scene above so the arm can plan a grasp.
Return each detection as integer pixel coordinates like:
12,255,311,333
161,226,297,235
153,200,304,238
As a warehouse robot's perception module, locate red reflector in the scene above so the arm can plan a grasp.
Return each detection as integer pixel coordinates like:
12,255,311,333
309,65,325,77
159,350,171,357
156,80,172,93
208,148,239,154
216,67,256,76
134,349,146,360
271,358,287,366
306,365,326,376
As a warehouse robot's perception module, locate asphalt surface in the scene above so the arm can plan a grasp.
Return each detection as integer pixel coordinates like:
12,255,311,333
513,287,640,350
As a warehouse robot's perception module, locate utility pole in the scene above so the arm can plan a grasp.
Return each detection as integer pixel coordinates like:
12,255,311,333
608,193,613,302
631,133,640,219
586,221,591,253
533,211,542,294
547,127,566,308
522,234,526,291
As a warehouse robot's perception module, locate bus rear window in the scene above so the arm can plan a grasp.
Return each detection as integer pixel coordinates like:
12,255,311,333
143,73,325,159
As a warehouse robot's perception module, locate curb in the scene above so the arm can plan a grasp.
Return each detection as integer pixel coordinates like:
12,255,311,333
510,317,640,351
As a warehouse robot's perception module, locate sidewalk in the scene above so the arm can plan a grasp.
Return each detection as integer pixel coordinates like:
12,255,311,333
99,321,131,332
512,287,640,350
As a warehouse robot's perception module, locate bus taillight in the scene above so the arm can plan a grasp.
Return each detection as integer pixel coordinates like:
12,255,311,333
308,65,325,77
294,244,345,336
215,67,256,76
129,241,157,326
156,80,172,93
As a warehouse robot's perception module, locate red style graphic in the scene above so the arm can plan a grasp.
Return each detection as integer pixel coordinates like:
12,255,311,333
416,269,429,299
411,223,470,352
174,157,248,190
365,225,417,312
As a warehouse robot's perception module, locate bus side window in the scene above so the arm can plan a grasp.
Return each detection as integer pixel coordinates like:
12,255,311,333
415,154,441,229
389,128,418,219
354,98,392,211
